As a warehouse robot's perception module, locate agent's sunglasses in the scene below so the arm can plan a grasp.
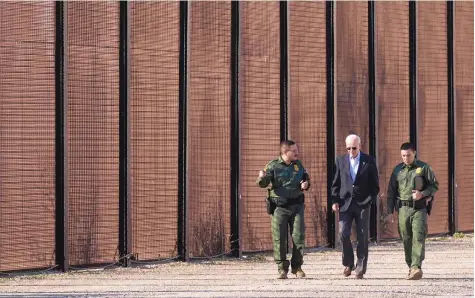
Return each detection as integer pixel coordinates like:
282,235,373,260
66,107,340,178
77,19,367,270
346,147,357,151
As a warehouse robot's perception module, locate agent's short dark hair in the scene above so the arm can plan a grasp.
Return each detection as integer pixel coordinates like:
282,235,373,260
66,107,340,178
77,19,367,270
281,140,296,147
400,142,416,151
280,140,296,153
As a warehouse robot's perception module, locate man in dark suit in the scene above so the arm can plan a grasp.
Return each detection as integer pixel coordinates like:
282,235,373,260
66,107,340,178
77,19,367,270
331,134,379,279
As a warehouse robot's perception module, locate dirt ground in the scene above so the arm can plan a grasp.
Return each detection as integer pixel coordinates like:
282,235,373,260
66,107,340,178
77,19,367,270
0,235,472,297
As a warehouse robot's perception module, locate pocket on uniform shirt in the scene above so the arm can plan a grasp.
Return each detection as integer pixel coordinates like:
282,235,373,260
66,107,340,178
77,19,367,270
397,172,407,182
397,172,407,189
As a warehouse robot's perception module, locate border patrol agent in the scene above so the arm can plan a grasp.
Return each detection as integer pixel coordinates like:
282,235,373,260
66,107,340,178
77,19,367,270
256,140,310,279
387,142,438,280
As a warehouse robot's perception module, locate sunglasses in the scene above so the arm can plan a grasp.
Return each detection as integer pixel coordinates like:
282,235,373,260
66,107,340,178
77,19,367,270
346,147,357,151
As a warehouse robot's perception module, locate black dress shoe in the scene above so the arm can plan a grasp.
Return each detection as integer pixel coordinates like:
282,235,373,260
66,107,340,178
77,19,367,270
343,266,352,277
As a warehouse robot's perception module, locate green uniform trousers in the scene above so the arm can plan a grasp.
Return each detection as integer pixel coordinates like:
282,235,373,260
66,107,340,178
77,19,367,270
398,205,428,268
271,203,305,272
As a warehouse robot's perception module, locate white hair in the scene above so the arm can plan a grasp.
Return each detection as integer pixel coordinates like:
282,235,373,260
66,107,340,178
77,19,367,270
345,134,361,145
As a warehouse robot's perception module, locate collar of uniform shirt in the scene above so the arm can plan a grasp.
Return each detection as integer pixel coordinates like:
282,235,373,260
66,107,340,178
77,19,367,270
405,159,418,169
278,155,293,165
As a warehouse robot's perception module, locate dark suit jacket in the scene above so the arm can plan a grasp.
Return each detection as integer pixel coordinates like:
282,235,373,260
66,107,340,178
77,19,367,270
331,152,380,212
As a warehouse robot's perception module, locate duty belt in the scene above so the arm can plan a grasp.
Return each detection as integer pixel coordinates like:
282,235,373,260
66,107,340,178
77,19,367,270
272,195,304,207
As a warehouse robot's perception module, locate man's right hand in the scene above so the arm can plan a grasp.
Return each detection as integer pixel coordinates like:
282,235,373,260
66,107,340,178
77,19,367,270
332,203,339,212
258,170,266,179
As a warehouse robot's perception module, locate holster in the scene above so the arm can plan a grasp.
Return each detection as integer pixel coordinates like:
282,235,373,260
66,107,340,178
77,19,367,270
265,189,277,215
413,198,427,210
265,197,276,215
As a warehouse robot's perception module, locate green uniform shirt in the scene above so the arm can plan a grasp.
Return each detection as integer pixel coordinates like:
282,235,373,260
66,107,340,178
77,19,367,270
257,156,310,199
387,159,439,214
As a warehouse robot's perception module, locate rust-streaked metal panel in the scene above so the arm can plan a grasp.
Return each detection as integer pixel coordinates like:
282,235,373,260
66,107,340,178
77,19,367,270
130,2,180,261
455,2,474,232
288,2,328,248
240,1,280,251
375,2,410,239
417,2,449,235
67,2,120,266
187,1,231,257
0,1,56,271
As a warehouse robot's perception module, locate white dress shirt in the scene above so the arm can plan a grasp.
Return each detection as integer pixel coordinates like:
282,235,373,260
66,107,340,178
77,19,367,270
349,152,361,182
